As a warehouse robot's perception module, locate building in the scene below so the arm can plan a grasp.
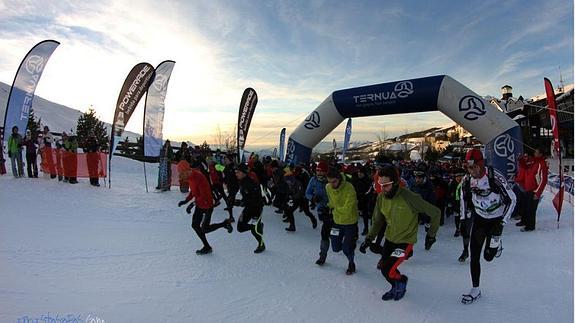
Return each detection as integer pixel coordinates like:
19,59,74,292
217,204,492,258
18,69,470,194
504,84,574,157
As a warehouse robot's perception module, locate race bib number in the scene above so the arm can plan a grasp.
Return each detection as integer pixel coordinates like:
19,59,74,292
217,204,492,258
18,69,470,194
330,228,340,236
489,236,501,249
249,218,259,225
391,248,405,258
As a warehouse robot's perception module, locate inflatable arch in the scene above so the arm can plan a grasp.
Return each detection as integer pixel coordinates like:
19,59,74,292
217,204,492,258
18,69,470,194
285,75,523,180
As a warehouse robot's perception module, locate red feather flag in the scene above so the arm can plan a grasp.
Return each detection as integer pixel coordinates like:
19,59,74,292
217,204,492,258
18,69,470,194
544,78,564,222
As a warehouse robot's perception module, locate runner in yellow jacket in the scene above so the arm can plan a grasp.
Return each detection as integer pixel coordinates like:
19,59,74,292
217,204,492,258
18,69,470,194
325,168,359,275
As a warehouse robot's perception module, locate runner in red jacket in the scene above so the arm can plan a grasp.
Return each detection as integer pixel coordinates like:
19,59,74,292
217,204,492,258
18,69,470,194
178,161,233,254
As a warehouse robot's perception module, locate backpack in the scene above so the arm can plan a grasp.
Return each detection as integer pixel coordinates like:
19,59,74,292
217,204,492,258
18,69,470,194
462,166,511,214
463,166,498,206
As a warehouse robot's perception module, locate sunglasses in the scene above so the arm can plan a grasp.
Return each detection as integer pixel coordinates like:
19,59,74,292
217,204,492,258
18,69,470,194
377,179,394,187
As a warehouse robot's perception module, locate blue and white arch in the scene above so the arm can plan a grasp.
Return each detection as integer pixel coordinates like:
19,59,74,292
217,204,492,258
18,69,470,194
286,75,523,180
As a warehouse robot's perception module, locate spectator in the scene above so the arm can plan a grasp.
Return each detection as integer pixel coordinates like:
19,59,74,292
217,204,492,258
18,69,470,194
517,148,548,232
41,126,57,179
62,132,79,184
22,130,39,178
7,126,24,178
84,134,101,186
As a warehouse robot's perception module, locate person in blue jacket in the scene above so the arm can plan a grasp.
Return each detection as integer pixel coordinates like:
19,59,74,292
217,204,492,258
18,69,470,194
306,160,331,265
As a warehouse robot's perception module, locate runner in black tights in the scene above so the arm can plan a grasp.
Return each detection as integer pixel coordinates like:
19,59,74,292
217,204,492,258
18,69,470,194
460,149,516,304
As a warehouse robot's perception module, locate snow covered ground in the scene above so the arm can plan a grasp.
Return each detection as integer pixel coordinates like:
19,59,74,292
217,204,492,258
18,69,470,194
1,156,573,323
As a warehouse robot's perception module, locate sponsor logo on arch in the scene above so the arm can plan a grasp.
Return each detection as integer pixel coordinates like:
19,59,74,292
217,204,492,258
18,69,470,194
304,111,321,129
286,139,296,162
493,133,517,178
352,81,414,106
459,95,486,121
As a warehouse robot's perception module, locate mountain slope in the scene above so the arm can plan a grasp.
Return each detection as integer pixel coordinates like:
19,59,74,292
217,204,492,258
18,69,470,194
0,81,140,140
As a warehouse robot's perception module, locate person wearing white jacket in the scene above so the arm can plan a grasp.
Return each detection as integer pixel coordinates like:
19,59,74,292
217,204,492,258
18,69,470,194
460,149,516,305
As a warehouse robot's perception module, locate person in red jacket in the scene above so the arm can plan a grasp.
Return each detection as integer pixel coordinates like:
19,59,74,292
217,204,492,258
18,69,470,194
517,148,548,231
178,160,233,254
512,153,530,222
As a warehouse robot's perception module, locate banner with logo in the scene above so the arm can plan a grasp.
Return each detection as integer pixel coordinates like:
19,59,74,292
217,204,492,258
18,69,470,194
143,60,175,157
237,87,258,160
3,40,59,144
484,126,523,182
332,76,443,118
341,118,352,161
285,75,521,180
109,62,155,158
544,77,564,220
545,78,561,154
279,127,286,161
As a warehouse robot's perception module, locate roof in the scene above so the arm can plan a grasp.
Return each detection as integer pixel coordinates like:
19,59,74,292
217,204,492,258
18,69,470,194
529,84,574,103
424,123,456,136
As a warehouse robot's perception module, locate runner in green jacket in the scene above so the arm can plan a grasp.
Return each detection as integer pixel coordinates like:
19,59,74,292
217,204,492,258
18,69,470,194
360,165,440,301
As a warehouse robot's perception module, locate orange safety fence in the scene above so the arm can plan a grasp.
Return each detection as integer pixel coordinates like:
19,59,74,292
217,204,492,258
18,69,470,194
40,148,108,178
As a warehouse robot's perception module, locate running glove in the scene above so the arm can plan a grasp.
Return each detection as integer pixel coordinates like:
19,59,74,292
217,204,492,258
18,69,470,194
186,202,195,214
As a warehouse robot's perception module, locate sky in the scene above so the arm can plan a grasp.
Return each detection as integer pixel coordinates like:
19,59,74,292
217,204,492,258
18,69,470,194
0,0,573,150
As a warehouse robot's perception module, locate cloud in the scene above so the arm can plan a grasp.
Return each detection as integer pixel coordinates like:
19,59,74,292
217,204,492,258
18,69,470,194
501,0,573,51
0,0,572,150
495,51,533,79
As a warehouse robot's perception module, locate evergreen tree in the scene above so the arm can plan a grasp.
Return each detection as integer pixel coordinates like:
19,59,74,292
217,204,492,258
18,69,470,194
76,108,109,151
27,108,42,139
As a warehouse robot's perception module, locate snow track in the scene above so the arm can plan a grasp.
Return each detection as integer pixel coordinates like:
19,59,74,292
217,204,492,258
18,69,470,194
1,157,573,322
